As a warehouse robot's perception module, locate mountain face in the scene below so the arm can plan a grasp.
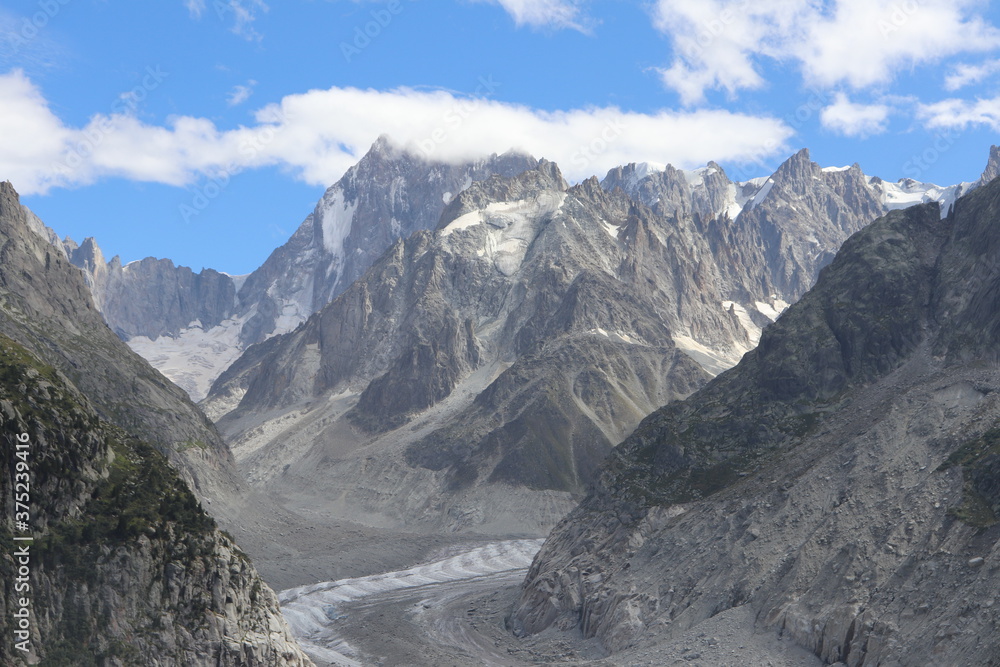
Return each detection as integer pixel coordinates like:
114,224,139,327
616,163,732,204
68,139,536,400
197,146,968,535
65,237,237,340
0,181,311,665
234,137,538,346
509,175,1000,665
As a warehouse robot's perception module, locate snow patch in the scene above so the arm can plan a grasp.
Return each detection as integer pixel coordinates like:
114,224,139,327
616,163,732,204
439,209,485,237
681,165,718,188
319,188,359,258
747,179,774,210
722,301,762,347
755,298,789,322
673,334,745,377
822,165,851,172
441,193,567,277
588,328,643,345
625,161,666,189
723,182,755,220
600,220,620,239
127,315,250,402
872,178,976,219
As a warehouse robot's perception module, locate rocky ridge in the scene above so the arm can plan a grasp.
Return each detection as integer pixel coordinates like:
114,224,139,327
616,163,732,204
65,142,994,403
508,173,1000,666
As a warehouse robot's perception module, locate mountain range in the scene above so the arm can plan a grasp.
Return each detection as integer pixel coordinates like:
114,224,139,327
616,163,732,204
41,141,997,538
9,138,1000,665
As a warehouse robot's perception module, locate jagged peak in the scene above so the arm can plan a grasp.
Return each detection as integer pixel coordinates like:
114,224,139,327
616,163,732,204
981,144,1000,185
535,158,569,190
769,147,818,186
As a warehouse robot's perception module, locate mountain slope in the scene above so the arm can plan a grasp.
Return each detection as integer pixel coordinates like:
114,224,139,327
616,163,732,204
0,335,311,666
0,180,310,664
509,174,1000,665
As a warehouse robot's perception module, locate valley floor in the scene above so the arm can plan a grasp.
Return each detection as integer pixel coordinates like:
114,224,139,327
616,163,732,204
275,533,823,667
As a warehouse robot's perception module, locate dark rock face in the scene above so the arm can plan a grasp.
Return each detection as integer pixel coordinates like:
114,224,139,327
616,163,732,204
510,178,1000,666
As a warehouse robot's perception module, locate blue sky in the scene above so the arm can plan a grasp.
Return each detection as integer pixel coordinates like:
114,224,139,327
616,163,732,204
1,0,999,274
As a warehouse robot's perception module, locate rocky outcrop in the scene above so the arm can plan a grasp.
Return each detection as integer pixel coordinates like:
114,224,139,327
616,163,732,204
0,336,311,666
509,177,1000,666
981,144,1000,185
65,237,237,341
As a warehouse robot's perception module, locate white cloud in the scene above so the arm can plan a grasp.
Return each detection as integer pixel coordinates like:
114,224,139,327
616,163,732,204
944,59,1000,90
226,80,257,106
477,0,588,31
653,0,1000,105
917,96,1000,131
0,70,795,195
820,93,891,137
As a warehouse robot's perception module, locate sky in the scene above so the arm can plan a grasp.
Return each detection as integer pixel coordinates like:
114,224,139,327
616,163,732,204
1,0,999,274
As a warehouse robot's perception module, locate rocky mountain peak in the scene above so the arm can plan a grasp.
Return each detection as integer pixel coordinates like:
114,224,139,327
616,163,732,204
68,236,105,273
982,144,1000,184
771,147,816,184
